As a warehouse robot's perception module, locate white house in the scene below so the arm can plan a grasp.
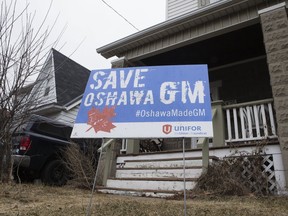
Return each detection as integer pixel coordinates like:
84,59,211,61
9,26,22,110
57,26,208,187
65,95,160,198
29,49,90,126
92,0,288,197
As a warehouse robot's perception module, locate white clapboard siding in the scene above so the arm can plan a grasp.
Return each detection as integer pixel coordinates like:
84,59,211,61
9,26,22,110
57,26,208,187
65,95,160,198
166,0,198,19
166,0,223,20
48,105,80,126
29,54,57,107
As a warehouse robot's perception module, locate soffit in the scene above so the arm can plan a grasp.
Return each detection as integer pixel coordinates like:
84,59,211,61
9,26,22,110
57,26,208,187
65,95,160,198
97,0,282,60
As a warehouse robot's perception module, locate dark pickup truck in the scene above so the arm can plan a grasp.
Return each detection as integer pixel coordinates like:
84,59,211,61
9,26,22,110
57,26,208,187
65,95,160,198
12,115,79,186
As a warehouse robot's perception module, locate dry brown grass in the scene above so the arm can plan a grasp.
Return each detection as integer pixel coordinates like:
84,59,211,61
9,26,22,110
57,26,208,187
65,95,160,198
0,183,288,216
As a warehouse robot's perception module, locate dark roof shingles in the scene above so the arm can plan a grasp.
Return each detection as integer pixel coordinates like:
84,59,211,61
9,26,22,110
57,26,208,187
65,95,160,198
52,49,90,106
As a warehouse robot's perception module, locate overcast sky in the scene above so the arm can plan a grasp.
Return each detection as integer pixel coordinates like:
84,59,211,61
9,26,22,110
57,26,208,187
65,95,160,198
21,0,166,70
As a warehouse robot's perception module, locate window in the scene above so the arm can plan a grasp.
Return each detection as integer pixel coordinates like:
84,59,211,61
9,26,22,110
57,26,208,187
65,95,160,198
44,87,50,96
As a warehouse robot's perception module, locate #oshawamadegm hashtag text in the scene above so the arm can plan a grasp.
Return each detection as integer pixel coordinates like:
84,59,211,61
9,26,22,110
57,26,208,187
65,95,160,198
136,109,206,118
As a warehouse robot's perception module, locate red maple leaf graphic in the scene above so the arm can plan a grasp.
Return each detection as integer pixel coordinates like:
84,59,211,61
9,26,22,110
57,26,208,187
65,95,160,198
86,106,116,133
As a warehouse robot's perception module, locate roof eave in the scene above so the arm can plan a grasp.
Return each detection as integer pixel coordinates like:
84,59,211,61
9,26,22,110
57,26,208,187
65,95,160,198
96,0,244,59
32,103,65,115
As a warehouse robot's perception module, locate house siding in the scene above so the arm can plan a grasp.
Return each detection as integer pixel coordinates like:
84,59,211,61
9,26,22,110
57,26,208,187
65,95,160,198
166,0,224,20
166,0,198,19
48,105,80,126
29,54,57,107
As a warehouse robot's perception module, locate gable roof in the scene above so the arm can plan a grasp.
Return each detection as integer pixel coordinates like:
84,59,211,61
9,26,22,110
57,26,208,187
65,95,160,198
52,49,90,106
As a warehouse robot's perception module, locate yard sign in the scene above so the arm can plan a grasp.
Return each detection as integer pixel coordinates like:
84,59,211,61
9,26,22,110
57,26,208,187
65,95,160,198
71,65,213,138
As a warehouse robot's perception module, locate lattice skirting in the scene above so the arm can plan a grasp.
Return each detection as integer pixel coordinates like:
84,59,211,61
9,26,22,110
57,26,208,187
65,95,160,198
225,154,277,193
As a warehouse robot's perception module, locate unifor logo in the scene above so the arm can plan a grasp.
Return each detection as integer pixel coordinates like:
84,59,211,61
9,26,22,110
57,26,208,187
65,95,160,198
162,124,172,134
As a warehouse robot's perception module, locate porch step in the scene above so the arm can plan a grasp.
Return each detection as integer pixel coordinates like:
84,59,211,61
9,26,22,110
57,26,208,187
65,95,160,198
106,177,197,191
97,186,180,198
116,166,202,178
118,156,218,169
97,151,217,198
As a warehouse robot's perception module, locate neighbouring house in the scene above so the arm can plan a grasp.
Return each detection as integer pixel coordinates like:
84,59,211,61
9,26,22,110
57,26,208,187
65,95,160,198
92,0,288,197
28,49,90,126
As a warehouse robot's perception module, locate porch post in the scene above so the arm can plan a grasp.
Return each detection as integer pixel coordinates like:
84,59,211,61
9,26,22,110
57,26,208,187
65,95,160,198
126,139,140,154
99,140,120,186
99,57,135,186
202,138,209,173
259,2,288,187
111,57,140,155
101,142,113,186
211,100,225,147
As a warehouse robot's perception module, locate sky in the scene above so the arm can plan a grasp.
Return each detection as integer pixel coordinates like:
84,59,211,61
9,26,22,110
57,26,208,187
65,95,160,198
20,0,166,70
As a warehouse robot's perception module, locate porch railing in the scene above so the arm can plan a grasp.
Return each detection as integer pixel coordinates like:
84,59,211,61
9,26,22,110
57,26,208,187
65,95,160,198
223,99,277,143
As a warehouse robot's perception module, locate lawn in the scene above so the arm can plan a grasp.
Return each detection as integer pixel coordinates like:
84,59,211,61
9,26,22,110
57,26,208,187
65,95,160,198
0,183,288,216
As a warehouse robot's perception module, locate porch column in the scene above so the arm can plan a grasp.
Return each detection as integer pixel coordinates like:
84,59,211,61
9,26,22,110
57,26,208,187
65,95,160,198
259,2,288,187
99,57,139,186
126,139,140,154
101,140,113,186
99,139,120,186
211,100,225,147
111,57,140,155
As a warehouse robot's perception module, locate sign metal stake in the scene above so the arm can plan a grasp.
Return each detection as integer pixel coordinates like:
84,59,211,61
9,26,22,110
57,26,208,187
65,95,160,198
183,138,187,216
86,139,104,216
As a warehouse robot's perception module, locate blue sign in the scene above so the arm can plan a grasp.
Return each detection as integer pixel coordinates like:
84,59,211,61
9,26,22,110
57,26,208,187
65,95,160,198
71,65,213,138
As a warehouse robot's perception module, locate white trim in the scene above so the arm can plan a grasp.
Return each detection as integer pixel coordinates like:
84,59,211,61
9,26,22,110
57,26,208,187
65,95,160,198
65,99,81,111
111,56,126,64
33,104,64,113
50,50,58,103
258,2,286,15
71,122,213,139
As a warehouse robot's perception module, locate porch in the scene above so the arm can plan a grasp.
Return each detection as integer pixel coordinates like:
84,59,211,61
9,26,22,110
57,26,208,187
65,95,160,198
96,98,286,197
97,142,285,197
120,98,279,153
95,0,288,196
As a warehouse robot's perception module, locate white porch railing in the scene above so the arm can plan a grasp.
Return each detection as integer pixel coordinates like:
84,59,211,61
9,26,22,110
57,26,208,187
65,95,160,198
120,139,127,154
223,99,277,143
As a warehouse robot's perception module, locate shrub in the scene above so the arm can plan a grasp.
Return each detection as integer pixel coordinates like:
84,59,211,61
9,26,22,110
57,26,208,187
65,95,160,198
193,151,273,196
62,141,100,189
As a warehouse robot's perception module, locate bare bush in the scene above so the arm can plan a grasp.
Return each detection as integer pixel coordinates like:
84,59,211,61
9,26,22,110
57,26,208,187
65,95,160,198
62,141,101,189
193,151,274,196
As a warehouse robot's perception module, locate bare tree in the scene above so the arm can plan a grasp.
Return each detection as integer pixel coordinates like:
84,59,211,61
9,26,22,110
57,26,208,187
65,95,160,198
0,0,61,183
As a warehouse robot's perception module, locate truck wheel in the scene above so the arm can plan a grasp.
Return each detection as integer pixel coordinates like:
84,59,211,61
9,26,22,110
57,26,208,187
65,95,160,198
41,160,67,186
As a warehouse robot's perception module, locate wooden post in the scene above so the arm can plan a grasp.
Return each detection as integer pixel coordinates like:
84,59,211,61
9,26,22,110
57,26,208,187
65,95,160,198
101,139,118,186
102,144,112,186
202,138,209,173
126,139,140,154
211,100,225,147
